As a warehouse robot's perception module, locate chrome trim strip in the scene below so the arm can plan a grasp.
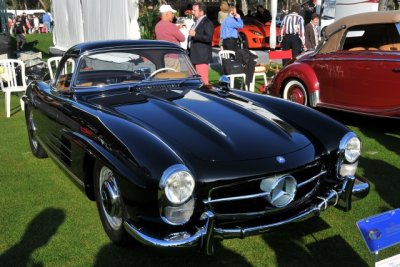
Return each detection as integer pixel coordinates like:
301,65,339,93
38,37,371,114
123,182,350,253
204,191,271,204
124,221,204,248
121,175,368,254
213,189,340,239
309,90,320,107
297,170,327,188
203,170,326,205
352,176,370,201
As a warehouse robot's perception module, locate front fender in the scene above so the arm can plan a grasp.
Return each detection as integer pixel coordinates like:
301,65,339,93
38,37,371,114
273,62,320,98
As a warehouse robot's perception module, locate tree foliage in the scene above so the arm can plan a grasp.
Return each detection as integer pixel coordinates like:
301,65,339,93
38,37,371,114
6,0,51,11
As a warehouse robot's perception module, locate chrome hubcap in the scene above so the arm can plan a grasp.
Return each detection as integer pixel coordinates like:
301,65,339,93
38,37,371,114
29,111,38,150
99,166,122,230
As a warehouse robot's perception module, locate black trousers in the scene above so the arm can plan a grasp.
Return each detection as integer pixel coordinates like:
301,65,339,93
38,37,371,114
222,38,239,52
281,34,302,66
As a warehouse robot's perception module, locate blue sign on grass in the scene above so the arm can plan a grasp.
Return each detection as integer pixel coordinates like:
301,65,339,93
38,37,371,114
357,209,400,253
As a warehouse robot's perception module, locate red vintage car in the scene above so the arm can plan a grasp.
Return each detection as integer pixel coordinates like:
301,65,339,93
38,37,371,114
267,11,400,118
213,18,281,49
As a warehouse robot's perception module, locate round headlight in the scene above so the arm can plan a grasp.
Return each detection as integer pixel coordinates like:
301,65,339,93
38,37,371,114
344,136,361,163
160,164,195,205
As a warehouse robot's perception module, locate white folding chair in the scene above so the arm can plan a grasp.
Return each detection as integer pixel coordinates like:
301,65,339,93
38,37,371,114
0,59,27,118
47,56,75,79
250,66,267,93
218,50,247,90
249,50,267,92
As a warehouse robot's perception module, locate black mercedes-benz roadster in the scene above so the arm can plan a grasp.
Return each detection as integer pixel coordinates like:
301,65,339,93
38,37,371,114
24,40,369,254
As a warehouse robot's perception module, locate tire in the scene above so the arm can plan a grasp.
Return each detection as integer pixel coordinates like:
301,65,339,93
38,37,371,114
283,80,308,106
239,33,248,49
26,104,47,158
94,162,132,246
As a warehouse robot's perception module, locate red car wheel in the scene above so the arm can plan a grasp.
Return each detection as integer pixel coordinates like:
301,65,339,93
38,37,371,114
283,80,308,106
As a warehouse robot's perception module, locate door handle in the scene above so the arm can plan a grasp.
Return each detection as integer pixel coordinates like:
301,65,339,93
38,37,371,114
393,68,400,72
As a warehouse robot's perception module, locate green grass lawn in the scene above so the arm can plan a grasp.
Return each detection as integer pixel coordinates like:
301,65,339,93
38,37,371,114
0,35,399,266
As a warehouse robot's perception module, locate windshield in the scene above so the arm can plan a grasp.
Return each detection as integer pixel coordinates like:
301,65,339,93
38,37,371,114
74,48,197,87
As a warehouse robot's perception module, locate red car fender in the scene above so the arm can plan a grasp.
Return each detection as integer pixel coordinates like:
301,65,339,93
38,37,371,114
271,62,320,97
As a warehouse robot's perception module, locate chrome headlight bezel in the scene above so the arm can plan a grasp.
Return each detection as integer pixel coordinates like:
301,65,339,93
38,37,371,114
159,164,195,205
337,132,361,178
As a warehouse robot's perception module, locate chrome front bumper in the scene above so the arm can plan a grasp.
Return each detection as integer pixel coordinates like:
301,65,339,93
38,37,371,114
124,175,369,255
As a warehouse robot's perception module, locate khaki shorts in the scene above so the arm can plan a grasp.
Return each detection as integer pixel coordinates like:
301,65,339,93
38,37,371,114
16,33,26,43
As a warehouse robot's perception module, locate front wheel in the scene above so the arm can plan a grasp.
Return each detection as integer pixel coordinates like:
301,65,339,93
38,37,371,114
94,163,132,245
26,104,47,158
283,80,308,106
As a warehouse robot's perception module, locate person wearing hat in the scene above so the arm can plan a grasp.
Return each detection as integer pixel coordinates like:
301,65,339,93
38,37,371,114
155,5,186,71
155,5,185,46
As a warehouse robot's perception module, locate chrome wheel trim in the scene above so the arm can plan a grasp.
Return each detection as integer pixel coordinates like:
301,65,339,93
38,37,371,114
29,110,38,150
283,80,308,106
99,166,123,230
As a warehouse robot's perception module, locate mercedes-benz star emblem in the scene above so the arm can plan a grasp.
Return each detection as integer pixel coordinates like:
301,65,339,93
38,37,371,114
260,175,297,207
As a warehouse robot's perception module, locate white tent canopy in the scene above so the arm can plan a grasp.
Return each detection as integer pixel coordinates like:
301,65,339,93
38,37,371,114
52,0,140,53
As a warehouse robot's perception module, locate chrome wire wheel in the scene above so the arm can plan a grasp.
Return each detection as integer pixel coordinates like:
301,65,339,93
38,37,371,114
283,80,308,106
98,166,123,230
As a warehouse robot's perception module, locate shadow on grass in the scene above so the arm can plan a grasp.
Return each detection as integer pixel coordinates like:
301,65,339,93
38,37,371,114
358,121,400,157
318,109,399,136
359,157,400,210
262,217,368,267
93,240,252,267
0,208,65,266
320,109,400,209
10,35,52,59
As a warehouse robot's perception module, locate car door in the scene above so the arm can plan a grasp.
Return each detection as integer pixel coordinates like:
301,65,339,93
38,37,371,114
328,51,400,109
43,56,77,169
319,23,400,112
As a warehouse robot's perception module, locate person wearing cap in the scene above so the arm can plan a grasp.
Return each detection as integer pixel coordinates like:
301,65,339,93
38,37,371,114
155,5,185,71
188,2,214,85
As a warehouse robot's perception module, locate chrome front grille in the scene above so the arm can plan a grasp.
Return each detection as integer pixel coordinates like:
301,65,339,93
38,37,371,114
203,163,325,218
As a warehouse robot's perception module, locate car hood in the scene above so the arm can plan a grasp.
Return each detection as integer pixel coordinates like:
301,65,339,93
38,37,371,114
98,89,312,162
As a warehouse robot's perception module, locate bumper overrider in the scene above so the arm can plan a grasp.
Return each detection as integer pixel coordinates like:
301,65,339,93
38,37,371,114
124,175,369,255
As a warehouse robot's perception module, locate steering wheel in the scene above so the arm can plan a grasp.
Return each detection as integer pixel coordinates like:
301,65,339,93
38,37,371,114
147,67,177,80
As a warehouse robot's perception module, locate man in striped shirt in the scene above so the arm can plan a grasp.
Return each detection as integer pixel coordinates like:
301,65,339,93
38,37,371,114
280,3,305,65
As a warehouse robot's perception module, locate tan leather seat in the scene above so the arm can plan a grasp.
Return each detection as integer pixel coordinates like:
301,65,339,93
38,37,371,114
154,72,187,79
348,47,366,51
379,43,400,51
76,82,93,87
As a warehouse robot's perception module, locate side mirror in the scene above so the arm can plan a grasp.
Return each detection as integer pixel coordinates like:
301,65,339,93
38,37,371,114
219,75,230,91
